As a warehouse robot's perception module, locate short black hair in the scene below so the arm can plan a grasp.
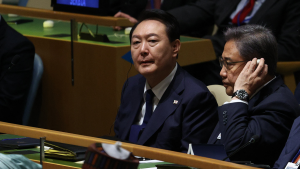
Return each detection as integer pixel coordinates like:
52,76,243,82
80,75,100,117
224,25,278,75
130,9,180,43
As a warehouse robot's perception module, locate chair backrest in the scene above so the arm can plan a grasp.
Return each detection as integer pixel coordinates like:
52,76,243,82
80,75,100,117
23,54,43,125
207,85,231,106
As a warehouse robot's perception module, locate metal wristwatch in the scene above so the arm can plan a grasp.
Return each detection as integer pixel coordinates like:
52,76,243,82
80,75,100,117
232,89,249,101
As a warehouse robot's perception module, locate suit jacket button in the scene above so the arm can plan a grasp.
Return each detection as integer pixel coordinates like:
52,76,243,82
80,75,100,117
223,122,227,125
223,111,227,115
223,114,227,118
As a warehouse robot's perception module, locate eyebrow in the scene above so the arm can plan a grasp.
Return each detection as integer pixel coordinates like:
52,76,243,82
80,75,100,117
132,33,159,39
223,56,233,61
147,33,159,38
132,35,140,39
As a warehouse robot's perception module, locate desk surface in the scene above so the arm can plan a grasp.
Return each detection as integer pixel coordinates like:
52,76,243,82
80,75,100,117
0,134,170,169
0,122,258,169
0,4,133,27
0,134,82,168
2,15,201,47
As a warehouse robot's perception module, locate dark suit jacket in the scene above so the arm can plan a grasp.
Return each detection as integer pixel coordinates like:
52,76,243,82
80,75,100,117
168,0,300,61
0,16,35,124
109,0,196,18
207,77,300,166
108,0,211,37
114,65,218,152
273,116,300,169
108,0,148,18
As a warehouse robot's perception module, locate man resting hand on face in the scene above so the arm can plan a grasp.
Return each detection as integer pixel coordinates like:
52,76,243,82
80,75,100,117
208,25,300,167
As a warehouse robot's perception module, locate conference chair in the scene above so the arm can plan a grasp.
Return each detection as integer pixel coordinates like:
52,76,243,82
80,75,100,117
22,54,43,125
207,85,231,106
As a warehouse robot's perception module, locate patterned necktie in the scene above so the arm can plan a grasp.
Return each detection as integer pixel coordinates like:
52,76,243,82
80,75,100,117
232,0,256,26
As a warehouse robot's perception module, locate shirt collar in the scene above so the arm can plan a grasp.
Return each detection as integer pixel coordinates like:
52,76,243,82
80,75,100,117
144,63,178,100
250,75,276,100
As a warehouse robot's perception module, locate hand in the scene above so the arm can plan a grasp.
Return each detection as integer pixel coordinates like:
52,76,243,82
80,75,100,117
113,12,138,31
234,58,268,97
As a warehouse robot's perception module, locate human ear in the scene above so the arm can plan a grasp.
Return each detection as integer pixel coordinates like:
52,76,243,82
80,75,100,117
172,39,181,58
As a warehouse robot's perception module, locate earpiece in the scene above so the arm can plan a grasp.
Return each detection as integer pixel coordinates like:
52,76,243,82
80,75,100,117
257,59,260,65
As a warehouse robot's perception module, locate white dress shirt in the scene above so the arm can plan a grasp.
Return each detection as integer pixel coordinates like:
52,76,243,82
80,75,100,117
134,64,178,125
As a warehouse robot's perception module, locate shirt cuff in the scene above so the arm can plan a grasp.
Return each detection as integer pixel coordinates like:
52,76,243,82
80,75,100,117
224,99,248,105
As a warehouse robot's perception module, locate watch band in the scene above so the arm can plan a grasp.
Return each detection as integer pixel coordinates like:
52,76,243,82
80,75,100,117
232,89,249,101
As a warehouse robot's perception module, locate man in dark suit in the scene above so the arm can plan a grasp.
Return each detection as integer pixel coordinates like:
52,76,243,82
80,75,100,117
109,0,196,18
273,116,300,169
207,25,300,167
110,0,211,36
110,0,197,18
114,9,218,152
167,0,300,85
109,0,148,19
0,15,35,124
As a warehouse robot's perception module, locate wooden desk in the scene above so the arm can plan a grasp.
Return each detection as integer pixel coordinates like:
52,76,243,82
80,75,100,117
0,122,258,169
0,8,216,137
0,4,133,27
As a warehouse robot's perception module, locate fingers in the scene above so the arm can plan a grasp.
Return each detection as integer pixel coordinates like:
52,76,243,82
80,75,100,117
239,58,268,83
113,26,122,31
113,12,127,30
240,58,268,77
114,12,132,20
114,12,124,17
113,12,137,31
240,60,251,74
234,58,268,98
260,64,268,78
129,18,138,24
253,58,269,80
252,58,265,76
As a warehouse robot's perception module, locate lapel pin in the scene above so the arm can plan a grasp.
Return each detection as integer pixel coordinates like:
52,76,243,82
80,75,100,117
173,100,178,104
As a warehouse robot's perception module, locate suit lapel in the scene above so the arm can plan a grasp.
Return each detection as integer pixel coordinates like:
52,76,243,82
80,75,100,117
208,123,221,144
218,0,241,24
248,76,283,109
249,0,278,24
137,66,185,145
120,76,145,140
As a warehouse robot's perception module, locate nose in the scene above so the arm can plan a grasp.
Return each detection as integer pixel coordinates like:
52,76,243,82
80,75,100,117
220,66,227,78
140,41,149,57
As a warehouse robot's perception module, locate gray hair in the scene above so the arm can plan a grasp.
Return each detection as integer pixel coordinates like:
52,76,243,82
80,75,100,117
224,25,277,75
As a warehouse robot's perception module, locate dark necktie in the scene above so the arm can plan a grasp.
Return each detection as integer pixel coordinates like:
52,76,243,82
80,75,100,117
129,90,155,143
143,89,154,125
232,0,256,26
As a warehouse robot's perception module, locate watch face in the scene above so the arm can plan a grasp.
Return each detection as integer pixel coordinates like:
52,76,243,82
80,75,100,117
237,90,248,100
